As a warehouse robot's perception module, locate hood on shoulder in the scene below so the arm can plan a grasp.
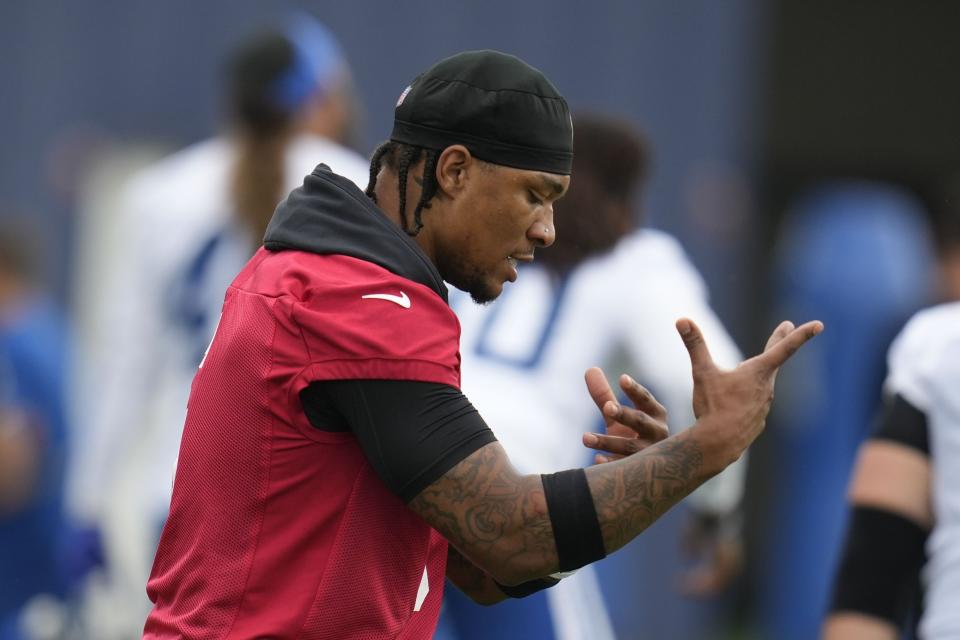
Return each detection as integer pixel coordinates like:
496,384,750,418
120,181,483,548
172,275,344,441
263,164,447,301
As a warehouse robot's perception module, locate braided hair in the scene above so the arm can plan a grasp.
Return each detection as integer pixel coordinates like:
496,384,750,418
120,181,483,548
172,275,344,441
366,141,441,236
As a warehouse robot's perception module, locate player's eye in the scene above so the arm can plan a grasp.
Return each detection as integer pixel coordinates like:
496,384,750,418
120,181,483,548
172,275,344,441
527,190,544,206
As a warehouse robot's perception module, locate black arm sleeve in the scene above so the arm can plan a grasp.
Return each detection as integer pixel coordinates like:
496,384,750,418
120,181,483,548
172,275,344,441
873,393,930,456
829,506,927,628
300,380,497,502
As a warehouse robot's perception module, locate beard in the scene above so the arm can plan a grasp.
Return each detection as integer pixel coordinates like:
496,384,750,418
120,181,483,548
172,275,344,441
437,250,501,305
467,283,499,305
453,268,499,305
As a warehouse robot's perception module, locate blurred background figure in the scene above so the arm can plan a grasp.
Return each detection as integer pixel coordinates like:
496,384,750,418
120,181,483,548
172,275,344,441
755,184,936,640
821,309,938,640
0,225,71,640
441,113,746,640
65,15,369,639
821,180,960,640
930,177,960,302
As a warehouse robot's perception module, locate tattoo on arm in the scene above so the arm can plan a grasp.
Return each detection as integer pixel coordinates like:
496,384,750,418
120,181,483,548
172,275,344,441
410,431,707,582
586,429,706,554
409,443,556,583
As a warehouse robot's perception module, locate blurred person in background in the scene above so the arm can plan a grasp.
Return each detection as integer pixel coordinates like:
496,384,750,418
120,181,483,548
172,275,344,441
0,226,71,640
66,15,369,638
441,113,746,640
823,180,960,640
931,178,960,301
758,183,937,640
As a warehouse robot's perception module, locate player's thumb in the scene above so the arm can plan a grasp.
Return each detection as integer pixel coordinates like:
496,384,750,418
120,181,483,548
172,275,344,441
676,318,715,373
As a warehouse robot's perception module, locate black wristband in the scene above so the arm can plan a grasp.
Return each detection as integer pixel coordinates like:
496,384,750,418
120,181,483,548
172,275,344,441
495,576,560,599
541,468,607,572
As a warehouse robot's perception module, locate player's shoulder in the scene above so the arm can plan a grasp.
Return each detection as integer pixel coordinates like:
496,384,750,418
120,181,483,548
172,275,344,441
894,302,960,358
604,229,706,293
125,138,229,196
243,251,453,317
886,302,960,409
122,138,231,223
245,251,460,382
616,227,684,255
608,229,694,271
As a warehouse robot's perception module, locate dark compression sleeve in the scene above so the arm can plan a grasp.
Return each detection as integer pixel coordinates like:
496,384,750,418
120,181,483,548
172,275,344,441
873,393,930,455
300,380,497,502
829,506,928,626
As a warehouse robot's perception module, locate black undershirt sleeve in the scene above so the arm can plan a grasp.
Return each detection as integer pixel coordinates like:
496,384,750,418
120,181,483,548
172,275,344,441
300,379,497,503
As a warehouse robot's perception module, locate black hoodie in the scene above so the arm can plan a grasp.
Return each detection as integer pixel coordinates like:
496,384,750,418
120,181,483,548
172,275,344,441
263,164,447,302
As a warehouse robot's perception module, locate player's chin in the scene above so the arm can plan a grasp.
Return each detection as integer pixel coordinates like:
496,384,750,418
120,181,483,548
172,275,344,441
467,276,503,305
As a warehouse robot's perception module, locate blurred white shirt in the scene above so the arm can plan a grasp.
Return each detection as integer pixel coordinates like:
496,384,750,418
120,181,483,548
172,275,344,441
885,301,960,640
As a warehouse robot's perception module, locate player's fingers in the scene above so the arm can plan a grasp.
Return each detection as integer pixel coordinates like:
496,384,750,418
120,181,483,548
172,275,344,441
676,318,716,375
619,374,667,420
594,453,616,465
584,367,616,426
763,320,795,352
583,433,656,457
603,400,669,442
755,320,824,372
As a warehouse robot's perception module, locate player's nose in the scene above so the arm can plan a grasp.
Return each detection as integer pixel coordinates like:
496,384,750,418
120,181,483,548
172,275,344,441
528,211,555,248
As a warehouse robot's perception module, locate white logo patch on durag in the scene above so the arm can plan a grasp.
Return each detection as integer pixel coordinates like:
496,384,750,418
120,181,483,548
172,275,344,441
396,85,412,107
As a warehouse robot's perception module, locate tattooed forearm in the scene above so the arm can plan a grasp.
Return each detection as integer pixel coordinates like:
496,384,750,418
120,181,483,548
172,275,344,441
410,431,709,584
586,428,706,554
409,442,556,585
445,546,507,605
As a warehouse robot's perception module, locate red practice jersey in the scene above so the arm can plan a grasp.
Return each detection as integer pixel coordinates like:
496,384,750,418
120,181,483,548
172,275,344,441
144,248,461,639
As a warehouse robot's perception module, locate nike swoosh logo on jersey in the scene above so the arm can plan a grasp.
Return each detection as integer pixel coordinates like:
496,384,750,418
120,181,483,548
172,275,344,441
361,291,411,308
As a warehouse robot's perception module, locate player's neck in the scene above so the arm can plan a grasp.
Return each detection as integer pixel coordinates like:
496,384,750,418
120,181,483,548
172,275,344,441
372,172,438,264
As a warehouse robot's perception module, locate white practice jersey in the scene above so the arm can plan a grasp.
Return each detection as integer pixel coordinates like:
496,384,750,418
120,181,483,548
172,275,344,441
69,135,370,527
452,228,745,640
885,302,960,639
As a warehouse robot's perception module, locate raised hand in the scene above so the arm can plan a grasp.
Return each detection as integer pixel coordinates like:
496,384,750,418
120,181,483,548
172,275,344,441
576,316,822,558
678,317,823,464
582,367,669,464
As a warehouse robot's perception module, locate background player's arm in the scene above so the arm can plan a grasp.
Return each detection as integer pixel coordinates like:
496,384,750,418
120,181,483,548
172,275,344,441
822,436,932,639
410,319,822,585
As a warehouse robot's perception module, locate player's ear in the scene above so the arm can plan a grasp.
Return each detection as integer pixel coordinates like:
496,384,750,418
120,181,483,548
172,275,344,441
435,145,472,197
